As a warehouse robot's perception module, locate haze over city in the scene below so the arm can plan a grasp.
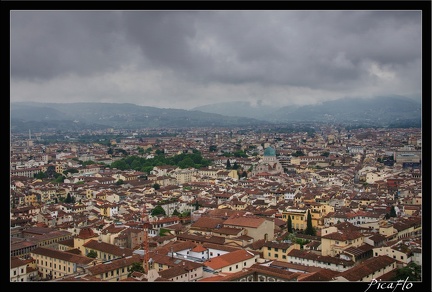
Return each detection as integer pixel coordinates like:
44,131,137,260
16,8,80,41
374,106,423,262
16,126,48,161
10,9,422,110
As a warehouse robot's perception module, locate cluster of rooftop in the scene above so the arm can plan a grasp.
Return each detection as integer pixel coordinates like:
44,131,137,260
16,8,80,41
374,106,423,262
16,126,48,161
10,125,422,282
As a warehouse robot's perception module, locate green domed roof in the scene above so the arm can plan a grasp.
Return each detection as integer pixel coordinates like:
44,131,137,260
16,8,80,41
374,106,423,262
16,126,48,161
263,146,276,156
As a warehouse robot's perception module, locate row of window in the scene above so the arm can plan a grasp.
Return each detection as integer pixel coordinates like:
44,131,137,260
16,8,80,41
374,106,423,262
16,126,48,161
37,259,71,273
12,268,25,275
266,247,287,252
103,267,126,279
267,253,287,259
227,262,248,272
175,272,199,280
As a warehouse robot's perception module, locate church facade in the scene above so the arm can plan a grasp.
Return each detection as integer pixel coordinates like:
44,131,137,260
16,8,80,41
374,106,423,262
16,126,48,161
251,146,284,177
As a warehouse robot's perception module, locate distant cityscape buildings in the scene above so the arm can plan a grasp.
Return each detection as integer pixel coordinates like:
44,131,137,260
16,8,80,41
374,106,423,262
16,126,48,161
10,124,422,282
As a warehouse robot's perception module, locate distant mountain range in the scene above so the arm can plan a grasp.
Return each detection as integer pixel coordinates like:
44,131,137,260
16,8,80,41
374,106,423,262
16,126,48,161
192,95,422,125
10,95,421,133
10,102,268,133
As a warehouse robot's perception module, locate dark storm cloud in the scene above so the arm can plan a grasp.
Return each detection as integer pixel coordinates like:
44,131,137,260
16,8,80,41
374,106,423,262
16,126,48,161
120,11,208,71
10,10,422,108
11,11,129,80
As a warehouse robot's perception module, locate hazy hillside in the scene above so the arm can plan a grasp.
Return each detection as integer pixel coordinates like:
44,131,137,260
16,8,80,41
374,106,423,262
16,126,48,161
10,102,269,133
10,95,422,133
192,95,421,126
193,101,279,120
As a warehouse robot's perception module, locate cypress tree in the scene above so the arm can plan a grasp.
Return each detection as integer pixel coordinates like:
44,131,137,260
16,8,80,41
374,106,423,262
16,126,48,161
305,210,315,236
390,206,397,217
287,215,293,233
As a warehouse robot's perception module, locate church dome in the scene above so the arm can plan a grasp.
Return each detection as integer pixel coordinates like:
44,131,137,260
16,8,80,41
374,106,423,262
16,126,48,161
263,146,276,156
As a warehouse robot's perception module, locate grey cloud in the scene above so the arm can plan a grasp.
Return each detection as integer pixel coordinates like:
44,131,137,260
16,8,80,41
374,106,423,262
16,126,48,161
10,10,422,108
121,11,207,71
11,11,132,80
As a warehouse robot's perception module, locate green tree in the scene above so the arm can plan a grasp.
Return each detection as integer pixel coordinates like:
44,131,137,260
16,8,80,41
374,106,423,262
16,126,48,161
209,145,217,152
159,228,170,236
178,157,195,169
389,205,397,217
391,262,421,281
304,210,316,236
87,250,98,258
35,171,47,179
82,160,96,166
116,179,124,185
141,165,154,174
181,210,191,218
153,183,160,190
127,262,145,277
287,215,293,233
131,160,142,170
151,205,166,216
64,193,75,204
53,175,65,183
233,150,247,158
292,150,305,157
226,159,231,169
111,160,128,170
63,168,78,175
46,165,56,179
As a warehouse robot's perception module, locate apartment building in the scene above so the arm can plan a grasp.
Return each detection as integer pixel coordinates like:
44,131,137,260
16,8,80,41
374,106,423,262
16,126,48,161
10,256,39,282
30,247,95,280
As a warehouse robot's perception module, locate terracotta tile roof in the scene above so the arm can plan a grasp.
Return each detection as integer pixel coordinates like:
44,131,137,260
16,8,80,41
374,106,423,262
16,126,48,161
161,240,197,253
176,233,226,245
191,244,207,253
223,215,265,228
297,268,340,281
10,256,33,269
83,239,134,257
191,217,225,229
204,249,256,270
198,274,225,282
269,260,322,273
31,247,94,265
58,238,75,248
248,264,299,280
213,226,243,235
244,238,266,250
157,265,188,279
321,230,364,241
338,255,396,281
77,227,97,239
86,254,142,275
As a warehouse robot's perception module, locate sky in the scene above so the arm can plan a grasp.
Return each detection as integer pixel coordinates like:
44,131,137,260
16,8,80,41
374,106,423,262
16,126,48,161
10,10,422,110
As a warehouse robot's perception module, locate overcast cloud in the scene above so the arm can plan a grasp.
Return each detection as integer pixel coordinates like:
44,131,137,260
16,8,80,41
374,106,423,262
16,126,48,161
10,10,422,109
